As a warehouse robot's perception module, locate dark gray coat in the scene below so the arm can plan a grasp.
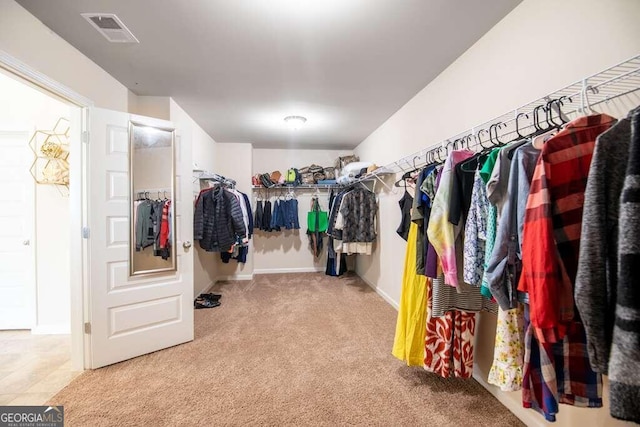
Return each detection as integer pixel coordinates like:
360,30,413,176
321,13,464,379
194,187,246,252
575,115,631,374
608,108,640,423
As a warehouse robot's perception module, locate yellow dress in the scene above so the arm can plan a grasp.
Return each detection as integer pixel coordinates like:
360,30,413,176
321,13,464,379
392,222,428,366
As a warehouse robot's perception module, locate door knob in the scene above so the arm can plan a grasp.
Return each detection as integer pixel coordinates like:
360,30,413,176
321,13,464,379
183,241,192,249
22,239,30,246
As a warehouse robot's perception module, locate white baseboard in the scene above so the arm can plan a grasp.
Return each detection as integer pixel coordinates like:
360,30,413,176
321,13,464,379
195,281,215,298
216,274,254,281
358,274,399,310
31,323,70,335
253,267,325,275
472,367,543,427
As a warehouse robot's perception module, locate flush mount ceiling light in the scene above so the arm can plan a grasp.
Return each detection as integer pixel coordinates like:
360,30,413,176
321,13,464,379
284,115,307,130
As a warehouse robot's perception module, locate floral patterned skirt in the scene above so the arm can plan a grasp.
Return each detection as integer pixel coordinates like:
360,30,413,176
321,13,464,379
424,276,476,378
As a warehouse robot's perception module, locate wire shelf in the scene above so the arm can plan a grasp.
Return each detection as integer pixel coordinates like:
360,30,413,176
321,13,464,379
359,54,640,182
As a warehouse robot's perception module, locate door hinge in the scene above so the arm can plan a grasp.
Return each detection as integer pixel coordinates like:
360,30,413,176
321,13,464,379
82,227,90,239
82,131,90,144
84,322,91,334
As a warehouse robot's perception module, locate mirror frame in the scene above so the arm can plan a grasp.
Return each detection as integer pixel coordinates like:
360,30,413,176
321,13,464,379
128,120,177,277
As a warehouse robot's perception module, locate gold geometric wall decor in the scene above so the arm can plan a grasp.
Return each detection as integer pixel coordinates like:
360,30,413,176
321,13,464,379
29,117,70,193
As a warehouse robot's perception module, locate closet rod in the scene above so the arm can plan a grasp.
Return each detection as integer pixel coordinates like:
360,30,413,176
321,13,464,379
193,169,236,187
357,54,640,183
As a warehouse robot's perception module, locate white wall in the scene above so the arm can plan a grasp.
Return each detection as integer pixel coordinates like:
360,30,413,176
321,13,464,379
169,98,219,296
0,71,72,333
251,148,352,273
131,96,171,121
353,0,640,426
0,0,129,111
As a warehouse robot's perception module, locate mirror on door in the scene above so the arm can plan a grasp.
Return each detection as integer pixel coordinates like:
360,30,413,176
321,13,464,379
129,121,176,276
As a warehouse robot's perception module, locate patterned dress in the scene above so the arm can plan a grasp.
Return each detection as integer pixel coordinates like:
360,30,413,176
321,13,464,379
488,305,525,391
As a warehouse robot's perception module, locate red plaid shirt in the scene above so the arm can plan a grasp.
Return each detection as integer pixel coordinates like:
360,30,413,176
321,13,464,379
519,114,616,343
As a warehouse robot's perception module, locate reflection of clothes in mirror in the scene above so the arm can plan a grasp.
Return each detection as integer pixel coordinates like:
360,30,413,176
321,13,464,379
135,198,173,259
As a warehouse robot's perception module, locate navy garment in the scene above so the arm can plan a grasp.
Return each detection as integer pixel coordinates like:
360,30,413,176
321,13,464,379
220,245,248,264
254,200,264,231
270,200,282,231
326,189,349,277
240,192,253,238
283,199,300,230
263,200,273,231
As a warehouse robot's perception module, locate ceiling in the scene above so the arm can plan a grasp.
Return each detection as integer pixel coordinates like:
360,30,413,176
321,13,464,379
18,0,521,149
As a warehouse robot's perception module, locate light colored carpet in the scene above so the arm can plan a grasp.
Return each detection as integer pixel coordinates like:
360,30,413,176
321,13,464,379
49,272,523,426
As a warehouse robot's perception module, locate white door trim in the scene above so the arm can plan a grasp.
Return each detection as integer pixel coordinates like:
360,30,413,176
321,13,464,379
0,50,94,107
0,50,92,371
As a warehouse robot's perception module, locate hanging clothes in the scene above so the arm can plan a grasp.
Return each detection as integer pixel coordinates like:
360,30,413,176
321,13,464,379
159,200,171,260
485,142,540,310
575,108,637,374
241,192,254,237
339,187,377,244
412,166,434,276
307,196,324,257
478,147,501,298
326,190,348,277
392,222,427,366
480,142,539,392
396,190,413,241
262,200,272,231
520,113,616,343
194,187,247,252
487,305,525,391
463,169,489,287
254,199,264,231
135,200,156,251
422,166,442,278
426,149,492,316
519,114,616,419
609,107,640,424
427,150,474,287
424,274,477,379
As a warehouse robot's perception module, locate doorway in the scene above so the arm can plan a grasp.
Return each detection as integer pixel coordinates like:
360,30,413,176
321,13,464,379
0,69,81,405
0,50,195,389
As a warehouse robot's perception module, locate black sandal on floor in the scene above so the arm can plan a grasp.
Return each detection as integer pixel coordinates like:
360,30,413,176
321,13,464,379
200,293,222,301
194,298,221,309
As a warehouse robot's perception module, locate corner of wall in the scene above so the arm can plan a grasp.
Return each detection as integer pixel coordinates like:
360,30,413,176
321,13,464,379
130,96,171,120
127,90,138,114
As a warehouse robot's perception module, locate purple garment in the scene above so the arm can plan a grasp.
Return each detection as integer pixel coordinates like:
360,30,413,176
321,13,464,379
425,167,443,278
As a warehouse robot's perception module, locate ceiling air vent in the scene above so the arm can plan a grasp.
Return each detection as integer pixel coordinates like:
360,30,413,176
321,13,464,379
81,13,139,43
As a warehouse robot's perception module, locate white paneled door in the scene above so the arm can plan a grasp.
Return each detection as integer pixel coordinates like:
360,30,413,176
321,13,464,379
0,131,35,330
87,108,193,368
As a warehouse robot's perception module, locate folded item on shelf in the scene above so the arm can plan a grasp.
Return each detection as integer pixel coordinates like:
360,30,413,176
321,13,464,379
341,161,374,176
335,155,360,171
337,175,354,185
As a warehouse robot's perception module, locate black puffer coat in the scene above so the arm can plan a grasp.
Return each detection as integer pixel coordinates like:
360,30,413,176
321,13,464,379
194,187,246,252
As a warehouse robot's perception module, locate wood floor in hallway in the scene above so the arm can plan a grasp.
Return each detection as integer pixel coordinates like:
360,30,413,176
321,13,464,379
0,331,80,406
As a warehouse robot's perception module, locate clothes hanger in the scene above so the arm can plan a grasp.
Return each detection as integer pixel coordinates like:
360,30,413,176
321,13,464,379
582,85,600,115
485,122,504,150
530,103,560,149
553,96,572,124
457,134,481,172
515,113,529,139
